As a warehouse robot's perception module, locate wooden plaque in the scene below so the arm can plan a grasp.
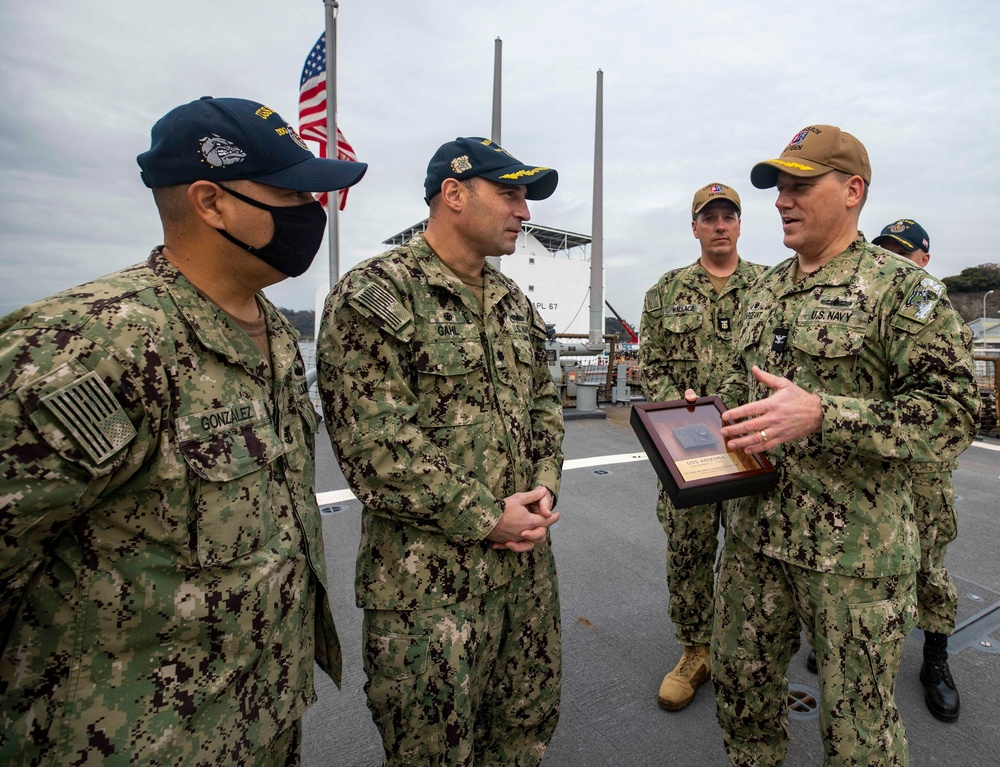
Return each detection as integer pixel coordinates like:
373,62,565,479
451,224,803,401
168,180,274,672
630,396,778,509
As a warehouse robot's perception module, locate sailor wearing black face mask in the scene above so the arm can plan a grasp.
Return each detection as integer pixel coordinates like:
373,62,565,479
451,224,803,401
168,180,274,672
215,184,328,278
0,96,366,766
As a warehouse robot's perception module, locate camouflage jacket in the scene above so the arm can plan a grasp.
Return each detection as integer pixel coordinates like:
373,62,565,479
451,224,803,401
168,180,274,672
638,257,764,402
0,250,339,765
317,234,564,611
720,236,980,578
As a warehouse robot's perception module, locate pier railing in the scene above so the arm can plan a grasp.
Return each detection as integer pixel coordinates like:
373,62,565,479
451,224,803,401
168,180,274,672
974,355,998,436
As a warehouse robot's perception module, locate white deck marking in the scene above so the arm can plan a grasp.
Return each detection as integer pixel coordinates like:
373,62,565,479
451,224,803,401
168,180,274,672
317,443,999,505
316,453,650,506
316,489,360,505
563,452,648,470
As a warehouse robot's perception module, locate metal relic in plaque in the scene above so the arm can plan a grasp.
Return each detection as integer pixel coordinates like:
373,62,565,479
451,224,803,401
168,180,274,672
630,396,777,508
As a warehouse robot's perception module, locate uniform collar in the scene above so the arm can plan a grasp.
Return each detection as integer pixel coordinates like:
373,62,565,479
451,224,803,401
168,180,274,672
149,248,295,382
408,233,512,316
681,257,755,295
778,234,868,293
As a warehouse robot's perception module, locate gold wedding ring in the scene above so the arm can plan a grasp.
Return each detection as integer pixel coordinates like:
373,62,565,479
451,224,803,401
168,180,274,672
759,430,767,443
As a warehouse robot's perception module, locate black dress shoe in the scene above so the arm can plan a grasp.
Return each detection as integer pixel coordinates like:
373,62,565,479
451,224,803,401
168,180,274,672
920,653,960,722
806,649,817,674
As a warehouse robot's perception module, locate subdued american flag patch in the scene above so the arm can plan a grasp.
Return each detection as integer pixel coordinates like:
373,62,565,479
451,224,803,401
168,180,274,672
353,284,412,332
40,371,136,464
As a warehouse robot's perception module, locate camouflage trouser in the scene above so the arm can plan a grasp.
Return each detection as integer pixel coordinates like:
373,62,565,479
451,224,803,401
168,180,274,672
912,471,959,634
656,487,724,646
253,719,301,767
713,535,917,767
362,550,561,766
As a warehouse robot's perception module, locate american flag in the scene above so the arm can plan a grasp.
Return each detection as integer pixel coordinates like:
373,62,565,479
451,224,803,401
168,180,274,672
299,32,357,210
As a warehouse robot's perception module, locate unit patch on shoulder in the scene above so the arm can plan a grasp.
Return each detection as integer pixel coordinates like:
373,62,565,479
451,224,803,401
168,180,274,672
40,371,137,465
643,289,662,313
899,277,944,323
353,283,413,332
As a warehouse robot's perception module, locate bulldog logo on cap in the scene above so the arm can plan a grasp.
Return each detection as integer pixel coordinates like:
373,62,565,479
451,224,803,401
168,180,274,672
199,135,246,168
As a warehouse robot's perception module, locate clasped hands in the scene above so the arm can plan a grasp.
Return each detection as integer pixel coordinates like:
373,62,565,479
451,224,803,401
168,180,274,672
684,366,823,454
487,486,558,553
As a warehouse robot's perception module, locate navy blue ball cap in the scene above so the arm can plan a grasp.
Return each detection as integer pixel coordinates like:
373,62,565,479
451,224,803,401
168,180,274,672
424,137,558,204
137,96,367,192
873,219,930,253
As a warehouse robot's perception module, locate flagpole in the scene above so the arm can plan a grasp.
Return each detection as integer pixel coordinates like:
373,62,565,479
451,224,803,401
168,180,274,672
324,0,340,287
589,69,604,345
487,37,503,270
491,37,502,145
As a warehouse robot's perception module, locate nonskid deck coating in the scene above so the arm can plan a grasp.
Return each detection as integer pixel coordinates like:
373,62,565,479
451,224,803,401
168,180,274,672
303,403,1000,767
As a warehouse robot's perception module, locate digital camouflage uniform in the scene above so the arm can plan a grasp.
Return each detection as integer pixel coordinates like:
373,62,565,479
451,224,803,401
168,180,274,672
637,258,764,646
714,236,979,767
317,233,563,767
0,249,340,766
912,463,959,634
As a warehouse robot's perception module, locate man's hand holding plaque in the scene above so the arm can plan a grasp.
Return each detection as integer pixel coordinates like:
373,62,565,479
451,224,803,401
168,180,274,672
631,396,777,508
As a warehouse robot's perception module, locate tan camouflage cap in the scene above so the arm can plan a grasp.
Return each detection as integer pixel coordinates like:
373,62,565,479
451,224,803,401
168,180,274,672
692,182,741,218
750,125,871,189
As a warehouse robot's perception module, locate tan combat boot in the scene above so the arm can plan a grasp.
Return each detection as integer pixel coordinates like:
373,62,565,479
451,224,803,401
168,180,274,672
657,644,711,711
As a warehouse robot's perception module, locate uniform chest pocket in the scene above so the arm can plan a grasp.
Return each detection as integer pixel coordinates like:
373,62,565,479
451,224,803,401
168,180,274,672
790,315,868,359
176,403,284,567
789,309,870,395
413,340,486,427
494,334,535,392
659,313,704,360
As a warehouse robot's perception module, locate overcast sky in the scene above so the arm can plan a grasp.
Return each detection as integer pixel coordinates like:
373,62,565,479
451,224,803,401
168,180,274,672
2,1,998,327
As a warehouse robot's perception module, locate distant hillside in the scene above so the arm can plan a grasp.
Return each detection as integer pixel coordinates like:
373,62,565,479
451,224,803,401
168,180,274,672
942,263,1000,324
277,308,315,340
949,292,998,325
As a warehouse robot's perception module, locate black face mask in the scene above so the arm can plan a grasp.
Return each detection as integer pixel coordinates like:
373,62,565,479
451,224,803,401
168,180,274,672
216,185,327,278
